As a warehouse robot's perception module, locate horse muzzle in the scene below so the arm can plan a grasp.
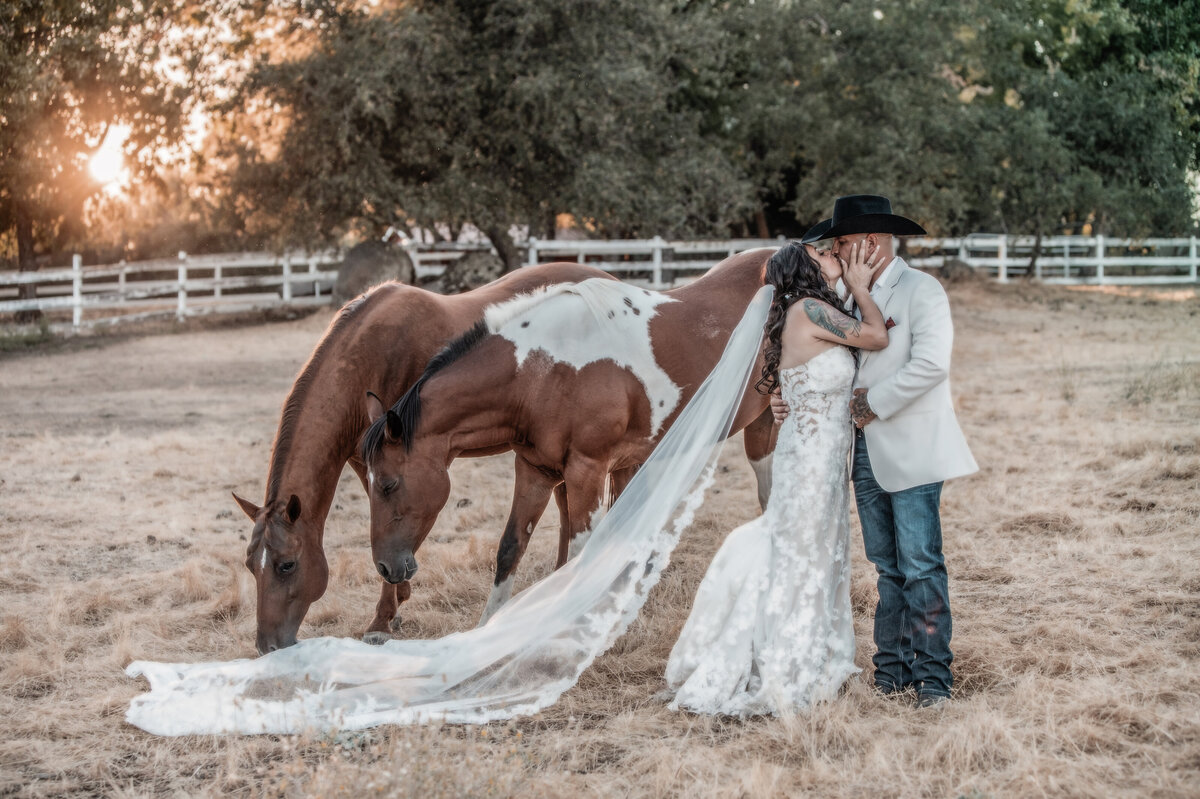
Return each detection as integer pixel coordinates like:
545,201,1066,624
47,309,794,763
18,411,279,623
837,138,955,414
256,631,298,656
377,552,418,584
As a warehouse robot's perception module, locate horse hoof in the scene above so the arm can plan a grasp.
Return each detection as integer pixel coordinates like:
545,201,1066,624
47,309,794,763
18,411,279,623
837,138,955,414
362,631,390,646
389,617,403,633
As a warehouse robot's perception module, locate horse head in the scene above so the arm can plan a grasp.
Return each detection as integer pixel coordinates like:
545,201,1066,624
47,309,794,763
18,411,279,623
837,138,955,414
361,390,452,585
233,491,329,654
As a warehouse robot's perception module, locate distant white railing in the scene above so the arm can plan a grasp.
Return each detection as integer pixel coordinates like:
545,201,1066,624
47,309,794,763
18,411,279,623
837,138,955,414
526,234,1199,287
904,234,1199,285
0,250,343,331
526,237,787,288
3,234,1195,332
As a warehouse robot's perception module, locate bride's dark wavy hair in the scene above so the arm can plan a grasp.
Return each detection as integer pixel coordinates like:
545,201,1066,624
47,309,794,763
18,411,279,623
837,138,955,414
755,241,849,395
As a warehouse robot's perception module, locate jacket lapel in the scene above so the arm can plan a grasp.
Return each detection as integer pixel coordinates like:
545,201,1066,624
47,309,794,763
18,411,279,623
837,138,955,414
857,258,907,371
871,258,907,318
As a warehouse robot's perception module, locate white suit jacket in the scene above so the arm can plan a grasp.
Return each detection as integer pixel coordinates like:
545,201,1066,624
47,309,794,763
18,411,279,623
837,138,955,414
854,257,977,492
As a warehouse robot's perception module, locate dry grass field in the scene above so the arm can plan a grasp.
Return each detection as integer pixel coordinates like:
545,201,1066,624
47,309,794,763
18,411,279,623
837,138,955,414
1,275,1198,798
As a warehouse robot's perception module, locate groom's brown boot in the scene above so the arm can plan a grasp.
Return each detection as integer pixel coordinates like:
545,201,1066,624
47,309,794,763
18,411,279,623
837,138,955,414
916,692,950,709
873,681,915,702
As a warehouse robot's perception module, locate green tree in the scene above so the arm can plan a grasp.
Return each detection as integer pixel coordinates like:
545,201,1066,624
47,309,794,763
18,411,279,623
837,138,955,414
950,0,1198,237
220,0,754,268
733,0,988,235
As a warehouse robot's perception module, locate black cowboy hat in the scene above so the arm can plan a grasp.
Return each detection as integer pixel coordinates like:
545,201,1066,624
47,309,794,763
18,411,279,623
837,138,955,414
799,218,832,244
801,194,927,243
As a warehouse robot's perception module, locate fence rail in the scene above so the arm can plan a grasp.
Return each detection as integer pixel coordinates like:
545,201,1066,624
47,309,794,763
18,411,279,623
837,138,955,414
2,235,1196,333
903,234,1199,284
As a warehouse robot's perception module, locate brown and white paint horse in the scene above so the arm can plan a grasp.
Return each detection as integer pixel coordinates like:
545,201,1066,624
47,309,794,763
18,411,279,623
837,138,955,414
361,249,778,624
232,263,619,654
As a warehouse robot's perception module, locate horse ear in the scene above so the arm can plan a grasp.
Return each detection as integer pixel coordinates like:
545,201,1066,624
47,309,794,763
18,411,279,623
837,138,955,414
366,391,385,424
284,494,302,523
232,492,260,521
385,409,404,442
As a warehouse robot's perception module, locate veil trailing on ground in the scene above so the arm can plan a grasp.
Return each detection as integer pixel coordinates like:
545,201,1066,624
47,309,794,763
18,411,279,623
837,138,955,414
125,285,775,735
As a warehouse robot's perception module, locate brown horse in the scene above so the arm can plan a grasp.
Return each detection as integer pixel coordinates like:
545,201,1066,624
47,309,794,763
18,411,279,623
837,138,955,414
232,263,622,654
361,248,778,623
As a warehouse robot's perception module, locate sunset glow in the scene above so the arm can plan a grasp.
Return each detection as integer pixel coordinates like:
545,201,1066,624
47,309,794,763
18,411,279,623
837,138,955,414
88,124,131,189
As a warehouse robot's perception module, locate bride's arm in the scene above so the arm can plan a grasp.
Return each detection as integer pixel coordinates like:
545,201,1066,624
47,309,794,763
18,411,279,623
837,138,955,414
798,242,888,350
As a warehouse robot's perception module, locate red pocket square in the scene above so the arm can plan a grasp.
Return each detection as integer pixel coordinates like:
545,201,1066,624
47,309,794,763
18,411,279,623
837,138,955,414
885,317,896,330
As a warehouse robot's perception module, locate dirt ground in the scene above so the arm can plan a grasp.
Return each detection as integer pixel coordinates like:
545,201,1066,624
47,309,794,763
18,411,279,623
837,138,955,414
1,276,1198,798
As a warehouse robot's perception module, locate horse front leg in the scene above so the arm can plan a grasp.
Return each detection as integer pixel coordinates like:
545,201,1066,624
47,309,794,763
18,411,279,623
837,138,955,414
560,457,610,566
609,465,638,505
363,580,412,643
743,407,778,512
478,456,557,627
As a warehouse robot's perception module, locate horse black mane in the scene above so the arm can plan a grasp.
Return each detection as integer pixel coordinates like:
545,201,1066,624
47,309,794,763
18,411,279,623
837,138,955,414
361,318,491,462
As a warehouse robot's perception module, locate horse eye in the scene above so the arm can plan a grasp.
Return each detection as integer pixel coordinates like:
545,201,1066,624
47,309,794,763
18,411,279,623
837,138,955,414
276,561,297,576
381,479,398,496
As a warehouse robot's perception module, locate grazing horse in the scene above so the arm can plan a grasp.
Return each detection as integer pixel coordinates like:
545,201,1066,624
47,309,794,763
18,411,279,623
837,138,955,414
232,263,620,654
361,248,778,624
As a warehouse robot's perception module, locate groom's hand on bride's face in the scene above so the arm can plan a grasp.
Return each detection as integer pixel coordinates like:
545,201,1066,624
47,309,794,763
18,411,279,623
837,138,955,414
770,390,789,423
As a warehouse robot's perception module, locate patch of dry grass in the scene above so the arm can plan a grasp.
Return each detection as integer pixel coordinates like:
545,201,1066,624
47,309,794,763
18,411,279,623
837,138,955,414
1,281,1199,797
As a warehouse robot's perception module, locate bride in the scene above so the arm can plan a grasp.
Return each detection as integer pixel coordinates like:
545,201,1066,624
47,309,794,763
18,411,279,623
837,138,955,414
125,240,888,735
664,239,889,716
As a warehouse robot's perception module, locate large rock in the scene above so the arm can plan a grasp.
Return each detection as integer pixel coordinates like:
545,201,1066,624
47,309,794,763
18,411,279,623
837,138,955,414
333,241,415,304
931,257,983,284
438,250,505,294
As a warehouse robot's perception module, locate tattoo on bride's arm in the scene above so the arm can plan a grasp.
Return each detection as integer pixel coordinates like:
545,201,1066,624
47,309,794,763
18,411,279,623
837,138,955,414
802,299,861,339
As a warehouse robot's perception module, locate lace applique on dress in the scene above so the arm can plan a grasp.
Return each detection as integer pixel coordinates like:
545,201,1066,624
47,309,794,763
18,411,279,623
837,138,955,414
664,347,859,716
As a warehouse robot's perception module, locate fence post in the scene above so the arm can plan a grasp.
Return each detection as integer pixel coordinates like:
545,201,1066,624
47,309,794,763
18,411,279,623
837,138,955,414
1095,235,1105,284
957,238,968,264
118,262,127,300
282,254,292,302
177,251,188,321
526,237,539,267
1063,241,1070,279
651,236,664,288
309,256,319,298
214,262,222,298
997,236,1008,283
72,254,82,330
1190,236,1197,282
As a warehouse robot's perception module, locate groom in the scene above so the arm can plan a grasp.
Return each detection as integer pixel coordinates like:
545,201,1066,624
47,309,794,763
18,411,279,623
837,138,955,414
773,194,977,708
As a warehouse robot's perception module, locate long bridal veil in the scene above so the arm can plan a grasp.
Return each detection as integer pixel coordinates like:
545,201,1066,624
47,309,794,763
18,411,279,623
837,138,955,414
125,285,775,735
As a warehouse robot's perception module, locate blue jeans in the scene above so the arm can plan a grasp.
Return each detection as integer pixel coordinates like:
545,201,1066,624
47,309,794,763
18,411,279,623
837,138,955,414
852,430,953,697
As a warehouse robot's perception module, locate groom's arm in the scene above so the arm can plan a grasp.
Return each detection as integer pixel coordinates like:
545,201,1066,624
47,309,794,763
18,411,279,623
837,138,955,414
866,281,954,421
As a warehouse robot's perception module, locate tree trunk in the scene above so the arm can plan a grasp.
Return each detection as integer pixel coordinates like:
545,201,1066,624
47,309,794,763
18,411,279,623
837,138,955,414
754,205,770,239
14,206,41,324
485,225,522,273
1026,227,1043,280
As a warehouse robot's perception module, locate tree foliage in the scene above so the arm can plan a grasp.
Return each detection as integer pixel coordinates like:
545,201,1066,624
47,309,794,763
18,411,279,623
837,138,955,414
223,0,755,266
0,2,193,269
3,0,1197,280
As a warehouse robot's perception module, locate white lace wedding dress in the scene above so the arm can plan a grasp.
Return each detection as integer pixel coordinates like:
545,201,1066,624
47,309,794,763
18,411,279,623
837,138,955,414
665,346,859,716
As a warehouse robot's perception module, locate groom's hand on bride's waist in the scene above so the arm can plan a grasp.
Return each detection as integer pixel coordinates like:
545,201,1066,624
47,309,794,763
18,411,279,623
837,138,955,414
850,388,877,428
770,391,788,423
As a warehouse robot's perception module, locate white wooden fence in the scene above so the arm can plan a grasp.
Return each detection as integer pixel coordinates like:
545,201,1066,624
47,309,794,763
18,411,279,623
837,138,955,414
524,234,1200,286
525,237,785,288
904,234,1200,285
0,251,343,331
2,235,1196,333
